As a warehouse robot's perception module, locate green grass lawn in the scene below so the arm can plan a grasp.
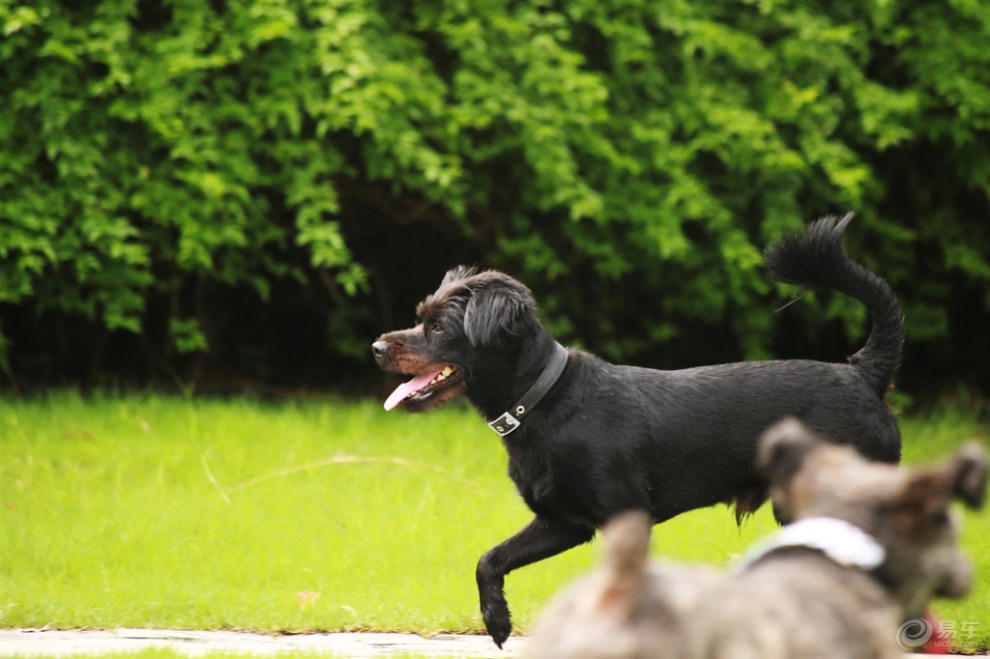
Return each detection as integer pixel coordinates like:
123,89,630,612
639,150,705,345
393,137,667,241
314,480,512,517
1,393,987,649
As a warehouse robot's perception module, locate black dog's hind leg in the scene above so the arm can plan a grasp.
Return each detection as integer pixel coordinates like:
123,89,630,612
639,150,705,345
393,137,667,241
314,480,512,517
476,516,594,648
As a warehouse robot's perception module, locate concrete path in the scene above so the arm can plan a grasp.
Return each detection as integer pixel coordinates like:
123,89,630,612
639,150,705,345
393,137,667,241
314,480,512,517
0,629,522,657
0,629,971,657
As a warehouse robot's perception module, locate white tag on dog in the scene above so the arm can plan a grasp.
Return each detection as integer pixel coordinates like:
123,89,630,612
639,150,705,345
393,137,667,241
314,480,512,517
734,517,886,573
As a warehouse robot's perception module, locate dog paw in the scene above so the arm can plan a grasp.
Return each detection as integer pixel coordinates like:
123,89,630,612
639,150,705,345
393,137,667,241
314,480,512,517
482,596,512,648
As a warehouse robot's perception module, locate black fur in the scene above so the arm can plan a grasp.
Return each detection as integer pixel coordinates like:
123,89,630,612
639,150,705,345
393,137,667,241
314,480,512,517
373,215,903,647
763,213,903,397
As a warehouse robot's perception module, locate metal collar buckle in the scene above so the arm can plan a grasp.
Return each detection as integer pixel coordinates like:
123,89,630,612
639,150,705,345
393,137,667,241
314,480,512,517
488,412,521,437
486,342,568,438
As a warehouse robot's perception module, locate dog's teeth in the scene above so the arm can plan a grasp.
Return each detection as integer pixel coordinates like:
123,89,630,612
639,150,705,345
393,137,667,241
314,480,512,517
442,366,454,376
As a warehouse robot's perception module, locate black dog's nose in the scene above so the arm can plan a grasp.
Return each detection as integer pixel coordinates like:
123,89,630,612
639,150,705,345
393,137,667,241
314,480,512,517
372,341,388,360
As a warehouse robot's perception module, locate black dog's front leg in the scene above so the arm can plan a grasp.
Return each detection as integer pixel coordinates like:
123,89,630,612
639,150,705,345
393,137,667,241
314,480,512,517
476,516,595,648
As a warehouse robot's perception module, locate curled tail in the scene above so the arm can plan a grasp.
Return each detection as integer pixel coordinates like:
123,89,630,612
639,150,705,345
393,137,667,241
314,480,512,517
764,213,903,398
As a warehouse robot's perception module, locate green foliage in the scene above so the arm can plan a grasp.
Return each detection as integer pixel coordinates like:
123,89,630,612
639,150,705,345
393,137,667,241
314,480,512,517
1,0,987,384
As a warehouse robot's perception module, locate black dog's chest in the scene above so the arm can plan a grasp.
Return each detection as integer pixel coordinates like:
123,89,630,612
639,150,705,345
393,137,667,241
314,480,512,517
507,452,587,523
507,454,554,508
506,445,625,528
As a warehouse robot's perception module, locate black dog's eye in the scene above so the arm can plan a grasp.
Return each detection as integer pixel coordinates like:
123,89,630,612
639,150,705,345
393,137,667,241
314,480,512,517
429,319,445,334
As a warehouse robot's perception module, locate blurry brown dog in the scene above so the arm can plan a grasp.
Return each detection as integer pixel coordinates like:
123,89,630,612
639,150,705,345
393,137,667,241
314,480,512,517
525,420,987,659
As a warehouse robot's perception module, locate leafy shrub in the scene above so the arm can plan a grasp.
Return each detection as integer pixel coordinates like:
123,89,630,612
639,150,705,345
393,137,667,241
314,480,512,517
1,0,987,393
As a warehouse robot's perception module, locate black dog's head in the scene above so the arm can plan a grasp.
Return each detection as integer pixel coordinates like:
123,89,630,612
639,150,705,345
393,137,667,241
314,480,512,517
372,266,542,412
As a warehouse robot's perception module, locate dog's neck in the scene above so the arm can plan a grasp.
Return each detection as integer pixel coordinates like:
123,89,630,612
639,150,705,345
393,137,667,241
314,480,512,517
734,516,886,575
485,341,568,437
467,330,563,425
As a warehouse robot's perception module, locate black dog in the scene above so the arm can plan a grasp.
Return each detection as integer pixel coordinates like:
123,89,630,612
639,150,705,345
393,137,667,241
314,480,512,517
372,214,903,647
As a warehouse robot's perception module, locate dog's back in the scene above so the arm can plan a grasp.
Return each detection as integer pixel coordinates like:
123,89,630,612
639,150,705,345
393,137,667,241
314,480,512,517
555,352,901,525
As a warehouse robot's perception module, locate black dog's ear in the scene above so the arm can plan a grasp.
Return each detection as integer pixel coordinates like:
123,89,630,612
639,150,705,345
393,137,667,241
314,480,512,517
949,443,988,509
462,273,535,347
757,418,821,485
464,287,526,346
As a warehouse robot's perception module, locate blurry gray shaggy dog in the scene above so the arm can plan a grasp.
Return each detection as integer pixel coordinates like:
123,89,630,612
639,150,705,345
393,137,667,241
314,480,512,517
525,420,987,659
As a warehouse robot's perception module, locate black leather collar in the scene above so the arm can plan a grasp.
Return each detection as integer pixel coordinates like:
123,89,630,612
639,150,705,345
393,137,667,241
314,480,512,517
488,342,568,437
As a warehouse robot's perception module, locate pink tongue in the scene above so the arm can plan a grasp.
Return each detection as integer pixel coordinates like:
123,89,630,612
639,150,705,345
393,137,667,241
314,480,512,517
383,368,445,411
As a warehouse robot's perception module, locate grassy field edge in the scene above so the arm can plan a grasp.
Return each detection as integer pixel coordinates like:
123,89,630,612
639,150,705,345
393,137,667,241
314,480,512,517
1,393,987,649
